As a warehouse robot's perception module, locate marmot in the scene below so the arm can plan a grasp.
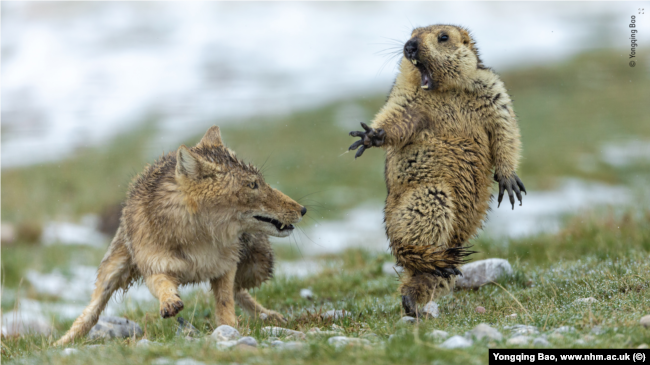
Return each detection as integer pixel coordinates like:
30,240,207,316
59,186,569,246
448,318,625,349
349,25,525,316
55,126,306,346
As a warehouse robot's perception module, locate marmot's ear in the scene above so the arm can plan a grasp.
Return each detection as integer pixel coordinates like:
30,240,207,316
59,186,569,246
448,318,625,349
176,145,202,179
196,126,224,148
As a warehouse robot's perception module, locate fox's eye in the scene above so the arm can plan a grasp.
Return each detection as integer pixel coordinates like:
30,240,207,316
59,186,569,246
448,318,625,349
248,181,258,189
439,34,449,42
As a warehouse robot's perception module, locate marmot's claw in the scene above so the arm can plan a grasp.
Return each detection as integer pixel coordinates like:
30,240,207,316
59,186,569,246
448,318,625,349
433,269,443,277
355,146,366,159
348,139,364,151
496,172,525,209
452,268,463,276
348,122,386,159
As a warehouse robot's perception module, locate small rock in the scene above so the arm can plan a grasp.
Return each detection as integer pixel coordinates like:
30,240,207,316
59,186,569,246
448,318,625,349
573,297,598,304
270,340,285,347
306,328,341,337
176,317,201,338
506,336,532,345
259,313,268,321
637,344,649,349
466,323,502,341
88,316,143,340
330,324,345,332
640,315,650,328
554,326,576,334
574,339,587,345
327,336,371,349
261,326,306,340
1,223,15,245
62,348,79,356
215,340,238,350
278,341,305,350
382,262,403,276
475,306,486,314
236,336,258,347
532,337,551,347
211,325,241,341
455,258,512,289
300,289,314,300
590,326,604,335
398,316,418,325
175,358,206,365
504,325,538,336
136,339,155,347
426,330,449,341
440,335,472,349
421,301,439,318
505,313,517,319
321,310,351,320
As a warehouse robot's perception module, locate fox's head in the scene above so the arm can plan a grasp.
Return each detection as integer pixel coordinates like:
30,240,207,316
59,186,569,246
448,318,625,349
175,126,306,238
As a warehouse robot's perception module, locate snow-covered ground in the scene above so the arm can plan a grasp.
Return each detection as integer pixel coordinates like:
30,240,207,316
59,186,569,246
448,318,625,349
2,2,642,167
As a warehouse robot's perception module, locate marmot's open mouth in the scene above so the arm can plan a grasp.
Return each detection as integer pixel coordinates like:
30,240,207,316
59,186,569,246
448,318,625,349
410,59,434,90
254,216,294,232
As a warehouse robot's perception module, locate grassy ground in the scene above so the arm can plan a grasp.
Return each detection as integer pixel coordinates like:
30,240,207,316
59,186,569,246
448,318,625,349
1,211,649,364
2,49,650,363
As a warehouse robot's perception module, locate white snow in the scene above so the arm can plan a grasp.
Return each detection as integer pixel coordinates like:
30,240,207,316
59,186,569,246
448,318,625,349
2,2,640,168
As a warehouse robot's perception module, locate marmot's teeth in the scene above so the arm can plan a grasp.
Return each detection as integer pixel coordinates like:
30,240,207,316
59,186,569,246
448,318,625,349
280,224,285,230
412,59,418,65
421,84,429,89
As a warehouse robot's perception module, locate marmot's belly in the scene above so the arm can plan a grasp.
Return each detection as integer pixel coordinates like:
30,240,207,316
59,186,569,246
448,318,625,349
385,137,493,241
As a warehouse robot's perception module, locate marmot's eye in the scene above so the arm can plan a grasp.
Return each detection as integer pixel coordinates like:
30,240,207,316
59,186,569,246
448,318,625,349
439,34,449,42
248,181,258,189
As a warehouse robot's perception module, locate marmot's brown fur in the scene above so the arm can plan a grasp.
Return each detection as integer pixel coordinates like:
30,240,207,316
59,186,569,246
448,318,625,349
349,24,525,316
55,126,306,346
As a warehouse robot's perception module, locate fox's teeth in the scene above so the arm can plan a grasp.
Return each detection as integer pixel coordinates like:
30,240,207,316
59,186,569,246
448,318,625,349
412,59,417,65
280,224,285,230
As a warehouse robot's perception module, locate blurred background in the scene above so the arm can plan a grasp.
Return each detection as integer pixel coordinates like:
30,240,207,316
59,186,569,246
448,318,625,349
2,2,649,337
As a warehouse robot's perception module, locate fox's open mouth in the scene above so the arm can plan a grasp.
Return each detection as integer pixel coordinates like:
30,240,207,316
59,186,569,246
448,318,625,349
254,216,294,232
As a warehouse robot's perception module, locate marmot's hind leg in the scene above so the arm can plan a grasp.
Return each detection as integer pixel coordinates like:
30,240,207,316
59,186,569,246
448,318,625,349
400,269,456,317
234,233,286,323
387,183,466,317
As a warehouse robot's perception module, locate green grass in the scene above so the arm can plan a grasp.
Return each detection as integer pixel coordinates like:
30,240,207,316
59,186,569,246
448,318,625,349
1,210,649,364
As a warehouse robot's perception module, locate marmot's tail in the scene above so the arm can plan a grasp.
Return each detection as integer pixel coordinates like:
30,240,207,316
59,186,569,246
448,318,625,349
392,244,475,274
54,233,133,346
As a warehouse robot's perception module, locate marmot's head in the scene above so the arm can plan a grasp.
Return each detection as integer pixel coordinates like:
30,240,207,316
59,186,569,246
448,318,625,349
402,24,485,91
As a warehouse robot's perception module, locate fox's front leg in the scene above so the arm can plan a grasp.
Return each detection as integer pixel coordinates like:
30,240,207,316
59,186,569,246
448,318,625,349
145,274,184,318
210,268,238,327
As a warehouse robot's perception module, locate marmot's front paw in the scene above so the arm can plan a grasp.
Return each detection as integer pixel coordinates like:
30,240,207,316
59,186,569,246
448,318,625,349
348,122,386,158
402,295,418,317
260,310,287,324
494,172,526,209
160,294,184,318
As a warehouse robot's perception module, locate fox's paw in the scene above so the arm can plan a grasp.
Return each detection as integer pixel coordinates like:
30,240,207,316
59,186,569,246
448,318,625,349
348,122,385,158
160,294,184,318
260,310,287,324
494,172,526,210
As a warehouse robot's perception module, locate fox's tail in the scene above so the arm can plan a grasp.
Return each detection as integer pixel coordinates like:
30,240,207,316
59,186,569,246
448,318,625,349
391,244,475,275
54,231,133,346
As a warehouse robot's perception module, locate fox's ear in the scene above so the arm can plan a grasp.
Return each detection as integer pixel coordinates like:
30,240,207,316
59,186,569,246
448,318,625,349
176,145,202,179
196,126,224,148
